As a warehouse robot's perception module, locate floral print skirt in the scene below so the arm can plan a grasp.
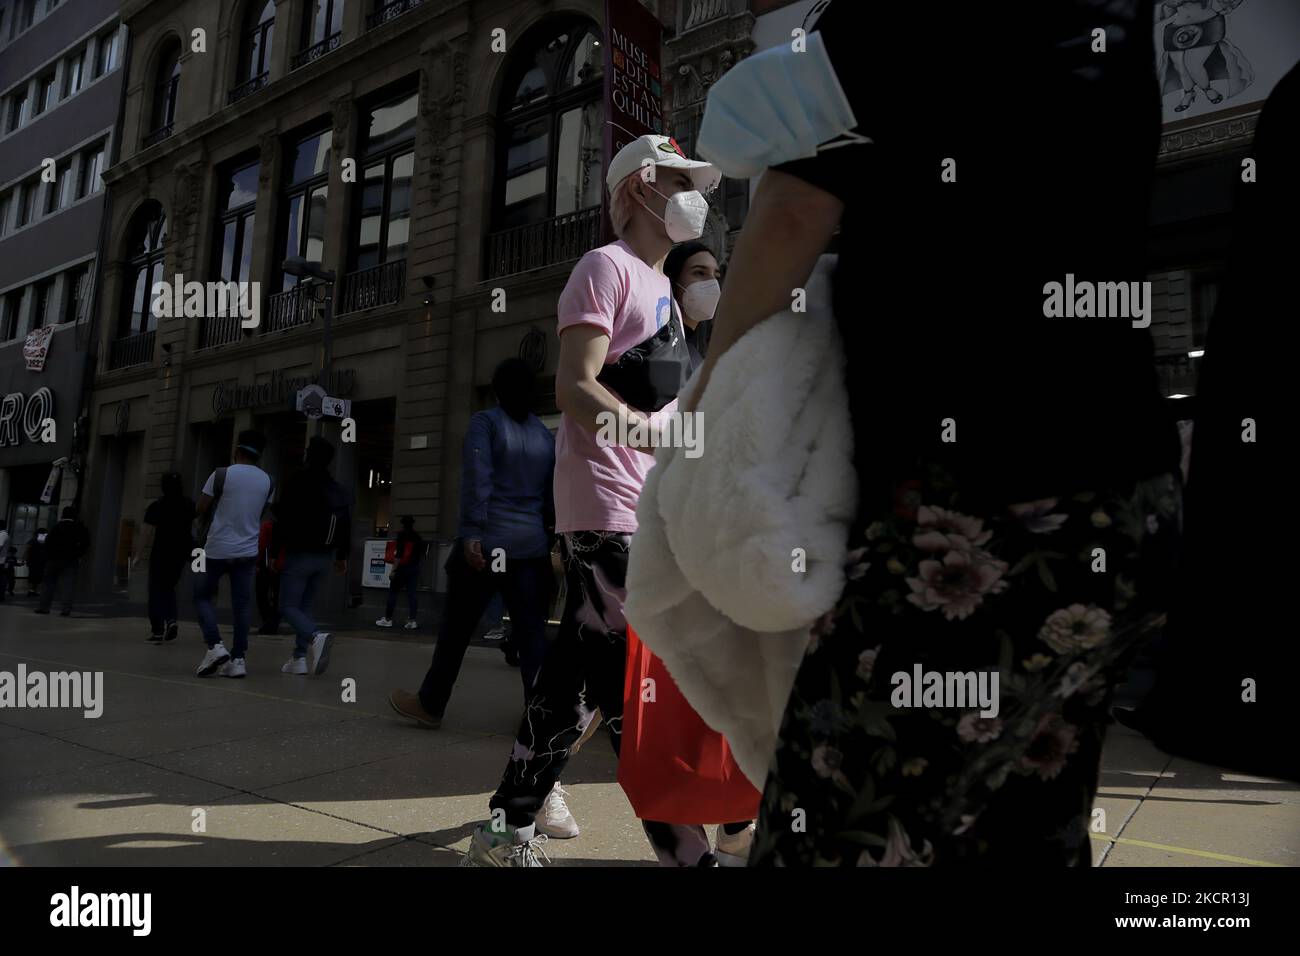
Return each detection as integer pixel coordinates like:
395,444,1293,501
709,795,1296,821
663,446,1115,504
750,465,1182,866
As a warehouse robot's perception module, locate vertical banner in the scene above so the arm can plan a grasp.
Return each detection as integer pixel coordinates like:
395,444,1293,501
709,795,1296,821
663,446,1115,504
602,0,666,241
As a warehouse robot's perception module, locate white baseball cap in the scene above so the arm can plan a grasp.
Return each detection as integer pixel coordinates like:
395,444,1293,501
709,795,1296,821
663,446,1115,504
606,134,721,195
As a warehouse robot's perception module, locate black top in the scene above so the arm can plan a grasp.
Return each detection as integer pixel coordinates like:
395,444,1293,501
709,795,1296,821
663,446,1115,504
272,467,353,559
776,0,1179,512
144,495,196,565
45,519,91,563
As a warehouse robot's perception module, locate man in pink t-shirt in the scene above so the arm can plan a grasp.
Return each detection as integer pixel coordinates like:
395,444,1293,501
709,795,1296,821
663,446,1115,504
466,135,722,867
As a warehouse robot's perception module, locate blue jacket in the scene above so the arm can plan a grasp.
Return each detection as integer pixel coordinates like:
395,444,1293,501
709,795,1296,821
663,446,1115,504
457,406,555,561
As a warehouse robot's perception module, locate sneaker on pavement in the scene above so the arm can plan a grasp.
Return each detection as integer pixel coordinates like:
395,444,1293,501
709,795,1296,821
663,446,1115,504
219,658,247,679
147,632,165,644
536,782,579,839
164,619,179,642
403,619,419,630
375,617,394,628
388,689,441,729
714,823,755,867
482,626,506,641
462,823,549,868
307,632,333,675
196,644,231,677
281,656,308,675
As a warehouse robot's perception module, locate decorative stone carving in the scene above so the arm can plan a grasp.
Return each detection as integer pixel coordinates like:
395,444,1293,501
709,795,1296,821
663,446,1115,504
420,39,468,209
1158,113,1258,159
169,163,200,273
259,131,277,188
331,94,352,153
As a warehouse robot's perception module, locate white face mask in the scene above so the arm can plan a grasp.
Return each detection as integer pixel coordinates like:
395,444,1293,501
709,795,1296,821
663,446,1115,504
678,278,721,322
644,183,709,242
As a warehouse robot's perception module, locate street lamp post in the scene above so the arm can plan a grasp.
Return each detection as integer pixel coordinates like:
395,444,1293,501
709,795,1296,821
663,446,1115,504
282,257,337,437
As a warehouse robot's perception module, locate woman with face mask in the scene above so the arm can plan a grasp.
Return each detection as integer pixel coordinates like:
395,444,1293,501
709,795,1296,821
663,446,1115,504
664,241,722,375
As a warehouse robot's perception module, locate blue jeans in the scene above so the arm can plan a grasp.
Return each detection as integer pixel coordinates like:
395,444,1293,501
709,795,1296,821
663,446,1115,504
193,556,256,658
279,551,334,657
384,564,420,619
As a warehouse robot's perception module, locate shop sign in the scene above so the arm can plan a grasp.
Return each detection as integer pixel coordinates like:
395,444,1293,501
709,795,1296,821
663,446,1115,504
0,387,55,448
24,327,55,371
212,367,356,417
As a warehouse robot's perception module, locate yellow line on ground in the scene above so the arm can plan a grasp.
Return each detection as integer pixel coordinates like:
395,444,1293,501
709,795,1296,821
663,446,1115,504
1090,832,1284,867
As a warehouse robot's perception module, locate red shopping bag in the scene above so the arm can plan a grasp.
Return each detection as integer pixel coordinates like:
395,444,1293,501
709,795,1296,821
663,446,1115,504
618,625,761,825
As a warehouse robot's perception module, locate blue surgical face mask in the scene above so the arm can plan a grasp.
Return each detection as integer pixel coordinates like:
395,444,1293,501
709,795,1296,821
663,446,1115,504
697,31,865,179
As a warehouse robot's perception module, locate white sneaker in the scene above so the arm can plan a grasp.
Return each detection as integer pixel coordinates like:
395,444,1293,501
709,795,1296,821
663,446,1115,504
219,658,247,679
462,823,549,868
375,617,394,628
714,823,755,867
196,645,231,677
281,656,308,675
536,782,579,839
481,626,506,641
308,632,333,675
403,619,419,630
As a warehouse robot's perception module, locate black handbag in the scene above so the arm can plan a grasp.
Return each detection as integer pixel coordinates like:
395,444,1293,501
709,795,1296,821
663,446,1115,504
596,297,691,413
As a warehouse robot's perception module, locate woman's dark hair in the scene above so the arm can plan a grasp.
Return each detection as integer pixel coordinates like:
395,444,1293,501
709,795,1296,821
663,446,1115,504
161,471,183,497
492,357,537,422
664,241,714,289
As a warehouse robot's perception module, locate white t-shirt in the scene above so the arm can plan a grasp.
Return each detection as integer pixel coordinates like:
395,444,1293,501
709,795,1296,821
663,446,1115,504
202,464,272,560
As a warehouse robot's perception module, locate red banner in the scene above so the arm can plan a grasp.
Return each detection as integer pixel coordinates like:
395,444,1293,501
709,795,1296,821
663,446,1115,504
602,0,665,240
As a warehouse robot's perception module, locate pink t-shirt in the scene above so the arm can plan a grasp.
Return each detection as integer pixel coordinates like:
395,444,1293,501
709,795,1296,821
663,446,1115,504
554,240,677,534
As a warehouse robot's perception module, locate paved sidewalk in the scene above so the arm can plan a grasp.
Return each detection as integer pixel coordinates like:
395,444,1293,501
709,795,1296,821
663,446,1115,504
1,603,1296,867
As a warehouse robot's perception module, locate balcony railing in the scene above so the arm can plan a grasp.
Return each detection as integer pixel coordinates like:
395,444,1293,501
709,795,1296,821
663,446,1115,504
292,32,343,70
107,330,155,370
486,206,602,280
143,124,174,148
368,0,426,29
266,283,327,333
198,313,245,350
337,259,406,315
228,72,270,105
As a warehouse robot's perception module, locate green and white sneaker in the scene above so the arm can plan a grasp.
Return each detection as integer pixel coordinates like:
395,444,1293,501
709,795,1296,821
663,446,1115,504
461,823,549,867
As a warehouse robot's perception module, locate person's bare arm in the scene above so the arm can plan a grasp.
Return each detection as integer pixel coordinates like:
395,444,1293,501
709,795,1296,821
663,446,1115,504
196,493,213,518
556,324,659,455
684,169,843,413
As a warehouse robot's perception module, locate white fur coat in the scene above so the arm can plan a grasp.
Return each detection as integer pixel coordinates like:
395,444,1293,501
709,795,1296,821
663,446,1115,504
625,255,857,789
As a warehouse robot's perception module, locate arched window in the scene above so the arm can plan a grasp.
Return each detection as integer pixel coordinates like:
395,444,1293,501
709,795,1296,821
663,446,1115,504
494,19,604,233
120,203,168,338
232,1,275,102
147,40,182,144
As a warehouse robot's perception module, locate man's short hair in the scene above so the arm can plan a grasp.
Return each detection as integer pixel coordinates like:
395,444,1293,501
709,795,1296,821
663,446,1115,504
235,430,265,459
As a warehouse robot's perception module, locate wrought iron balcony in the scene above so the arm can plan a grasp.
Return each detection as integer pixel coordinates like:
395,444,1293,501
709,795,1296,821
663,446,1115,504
228,72,270,105
337,259,406,315
292,32,343,70
267,283,327,333
107,330,155,370
368,0,426,29
198,313,245,350
486,206,602,280
143,124,174,148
